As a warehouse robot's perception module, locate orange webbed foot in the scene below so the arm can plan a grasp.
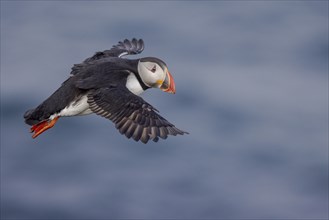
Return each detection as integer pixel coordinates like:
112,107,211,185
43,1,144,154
30,116,60,138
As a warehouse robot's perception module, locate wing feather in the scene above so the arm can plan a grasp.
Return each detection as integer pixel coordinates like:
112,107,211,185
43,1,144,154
87,86,188,143
71,38,144,75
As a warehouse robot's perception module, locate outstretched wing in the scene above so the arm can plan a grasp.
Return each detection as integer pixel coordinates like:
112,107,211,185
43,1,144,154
84,38,144,61
87,85,188,143
71,38,144,75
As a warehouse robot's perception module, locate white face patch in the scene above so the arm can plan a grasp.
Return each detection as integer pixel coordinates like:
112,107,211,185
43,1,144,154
126,72,145,95
138,61,166,88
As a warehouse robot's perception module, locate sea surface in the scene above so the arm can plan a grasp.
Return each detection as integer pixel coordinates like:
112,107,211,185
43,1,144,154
1,1,328,219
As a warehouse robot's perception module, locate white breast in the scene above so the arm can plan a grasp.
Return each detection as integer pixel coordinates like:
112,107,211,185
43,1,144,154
126,72,144,95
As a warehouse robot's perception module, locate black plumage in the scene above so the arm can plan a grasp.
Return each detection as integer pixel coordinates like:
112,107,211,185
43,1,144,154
24,38,188,143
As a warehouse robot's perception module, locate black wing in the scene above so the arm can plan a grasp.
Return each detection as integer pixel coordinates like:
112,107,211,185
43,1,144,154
87,85,188,143
71,38,144,75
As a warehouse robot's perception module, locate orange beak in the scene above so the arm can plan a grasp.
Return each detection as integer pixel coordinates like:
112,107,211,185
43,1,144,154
160,70,176,94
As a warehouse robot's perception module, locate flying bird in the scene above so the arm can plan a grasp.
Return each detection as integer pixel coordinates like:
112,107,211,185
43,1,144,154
24,38,188,143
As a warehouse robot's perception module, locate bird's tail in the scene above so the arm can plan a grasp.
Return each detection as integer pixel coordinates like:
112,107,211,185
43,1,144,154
24,107,60,138
24,108,40,125
23,77,80,138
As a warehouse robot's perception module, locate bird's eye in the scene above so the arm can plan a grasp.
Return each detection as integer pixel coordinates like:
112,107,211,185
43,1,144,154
151,66,156,73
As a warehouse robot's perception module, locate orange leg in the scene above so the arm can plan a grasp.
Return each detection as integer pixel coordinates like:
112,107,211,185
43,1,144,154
30,116,60,139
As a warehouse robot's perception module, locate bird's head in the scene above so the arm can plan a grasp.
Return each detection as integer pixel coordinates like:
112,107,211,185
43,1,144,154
138,57,176,94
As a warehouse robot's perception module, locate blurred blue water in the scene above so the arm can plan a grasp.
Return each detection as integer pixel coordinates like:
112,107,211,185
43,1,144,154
1,1,328,219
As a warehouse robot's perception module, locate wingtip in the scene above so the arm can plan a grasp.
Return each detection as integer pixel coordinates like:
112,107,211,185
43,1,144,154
113,38,144,55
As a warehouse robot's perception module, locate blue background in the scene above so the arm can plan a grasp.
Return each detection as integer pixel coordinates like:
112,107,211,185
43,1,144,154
1,1,328,219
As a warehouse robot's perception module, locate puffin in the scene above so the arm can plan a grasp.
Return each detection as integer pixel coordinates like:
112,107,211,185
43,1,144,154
24,38,188,143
